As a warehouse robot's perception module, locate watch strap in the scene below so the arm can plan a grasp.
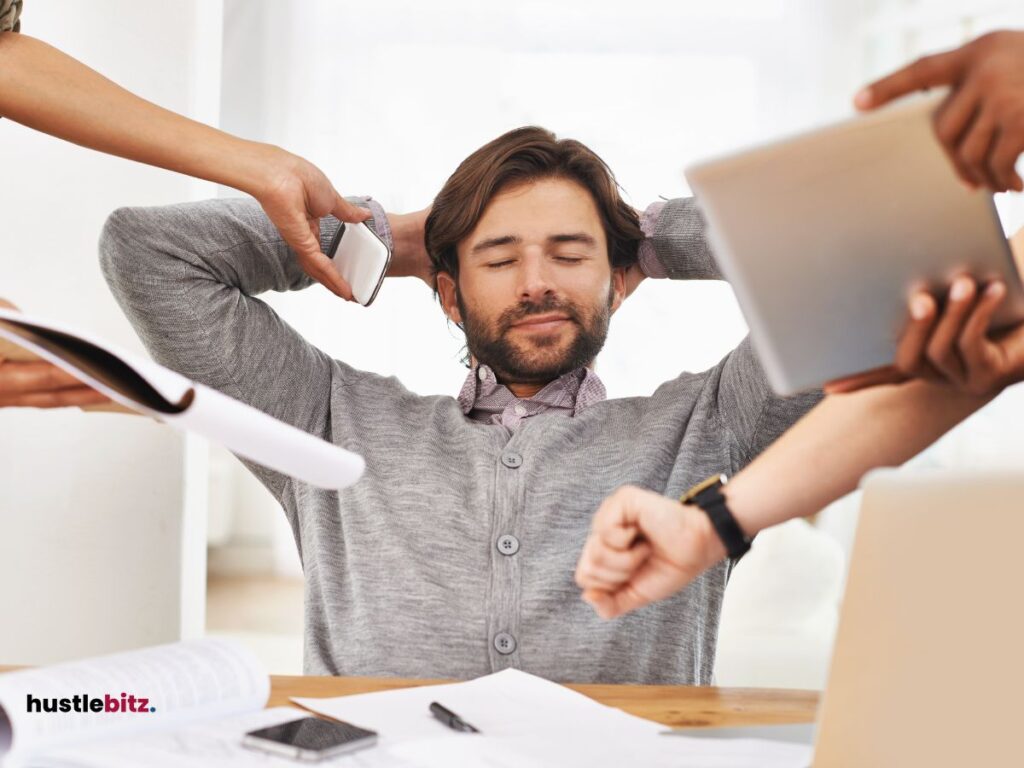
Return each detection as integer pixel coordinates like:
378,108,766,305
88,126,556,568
682,476,752,559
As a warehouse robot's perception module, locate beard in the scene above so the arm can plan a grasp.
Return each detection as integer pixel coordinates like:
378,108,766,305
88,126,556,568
457,287,613,384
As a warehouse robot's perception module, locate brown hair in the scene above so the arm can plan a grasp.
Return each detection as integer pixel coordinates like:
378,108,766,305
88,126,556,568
424,127,643,290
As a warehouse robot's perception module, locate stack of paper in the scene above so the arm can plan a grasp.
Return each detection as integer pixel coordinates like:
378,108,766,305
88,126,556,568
22,669,811,767
292,669,811,767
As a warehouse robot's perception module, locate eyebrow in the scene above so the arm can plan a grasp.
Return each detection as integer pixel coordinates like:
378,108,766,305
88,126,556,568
471,235,521,254
470,232,598,255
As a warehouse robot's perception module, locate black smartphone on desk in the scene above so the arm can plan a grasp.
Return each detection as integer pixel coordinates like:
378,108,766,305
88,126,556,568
243,716,377,762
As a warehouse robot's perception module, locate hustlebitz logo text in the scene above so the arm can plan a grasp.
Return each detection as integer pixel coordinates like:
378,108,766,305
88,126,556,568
26,693,156,714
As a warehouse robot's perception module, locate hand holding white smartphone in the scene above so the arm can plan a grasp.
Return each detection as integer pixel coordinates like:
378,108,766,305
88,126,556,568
326,220,392,306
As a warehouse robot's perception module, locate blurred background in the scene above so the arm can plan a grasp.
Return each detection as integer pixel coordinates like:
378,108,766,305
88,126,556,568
2,0,1023,688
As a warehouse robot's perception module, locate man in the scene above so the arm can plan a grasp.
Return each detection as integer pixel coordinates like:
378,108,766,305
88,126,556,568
82,126,996,685
99,127,795,685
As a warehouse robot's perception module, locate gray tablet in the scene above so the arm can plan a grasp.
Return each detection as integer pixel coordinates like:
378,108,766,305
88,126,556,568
685,95,1024,395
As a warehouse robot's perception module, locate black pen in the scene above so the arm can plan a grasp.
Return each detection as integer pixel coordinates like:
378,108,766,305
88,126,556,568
429,701,481,733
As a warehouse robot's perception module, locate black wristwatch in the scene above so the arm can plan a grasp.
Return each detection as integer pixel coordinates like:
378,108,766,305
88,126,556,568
680,474,753,559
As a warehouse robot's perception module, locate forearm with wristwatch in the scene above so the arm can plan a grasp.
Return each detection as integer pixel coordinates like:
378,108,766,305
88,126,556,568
680,378,988,567
680,474,752,560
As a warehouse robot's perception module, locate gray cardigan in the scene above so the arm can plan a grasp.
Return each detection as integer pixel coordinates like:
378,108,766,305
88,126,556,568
99,196,820,684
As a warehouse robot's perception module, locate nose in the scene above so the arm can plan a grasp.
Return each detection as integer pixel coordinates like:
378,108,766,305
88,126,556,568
516,247,556,304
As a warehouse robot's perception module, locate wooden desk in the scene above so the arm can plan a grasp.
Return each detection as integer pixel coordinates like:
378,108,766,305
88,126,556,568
271,675,817,728
0,666,818,728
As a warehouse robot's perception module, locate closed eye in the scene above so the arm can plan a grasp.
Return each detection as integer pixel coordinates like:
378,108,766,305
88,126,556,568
487,259,515,269
554,256,584,263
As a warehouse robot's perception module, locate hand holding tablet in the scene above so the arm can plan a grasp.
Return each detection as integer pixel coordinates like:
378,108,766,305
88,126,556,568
685,95,1024,395
826,229,1024,396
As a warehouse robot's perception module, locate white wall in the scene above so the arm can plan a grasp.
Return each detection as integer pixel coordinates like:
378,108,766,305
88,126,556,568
0,0,221,662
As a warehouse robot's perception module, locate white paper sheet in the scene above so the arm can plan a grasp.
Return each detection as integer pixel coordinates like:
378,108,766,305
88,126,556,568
293,669,812,768
9,669,811,768
0,309,364,490
25,707,412,768
30,707,491,768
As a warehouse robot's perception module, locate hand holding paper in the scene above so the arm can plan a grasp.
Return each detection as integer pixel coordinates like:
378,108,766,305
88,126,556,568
0,308,365,490
0,299,112,409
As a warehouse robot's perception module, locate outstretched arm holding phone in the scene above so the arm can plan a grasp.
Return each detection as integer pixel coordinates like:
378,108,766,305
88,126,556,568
0,32,371,297
0,19,380,405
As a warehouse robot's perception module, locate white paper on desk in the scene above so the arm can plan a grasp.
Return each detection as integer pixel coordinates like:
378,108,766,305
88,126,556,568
29,707,399,768
0,639,269,767
292,669,812,768
0,309,364,490
34,707,470,768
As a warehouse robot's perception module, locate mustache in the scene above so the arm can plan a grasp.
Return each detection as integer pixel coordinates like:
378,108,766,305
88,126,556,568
498,297,582,332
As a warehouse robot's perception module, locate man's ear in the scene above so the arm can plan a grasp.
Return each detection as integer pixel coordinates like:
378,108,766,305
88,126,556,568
436,272,464,325
610,267,626,314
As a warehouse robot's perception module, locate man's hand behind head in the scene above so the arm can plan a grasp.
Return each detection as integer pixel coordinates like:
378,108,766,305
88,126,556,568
855,30,1024,192
385,207,433,285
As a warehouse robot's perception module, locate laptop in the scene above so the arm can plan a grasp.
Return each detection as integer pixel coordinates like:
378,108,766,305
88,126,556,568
677,469,1024,766
684,96,1024,395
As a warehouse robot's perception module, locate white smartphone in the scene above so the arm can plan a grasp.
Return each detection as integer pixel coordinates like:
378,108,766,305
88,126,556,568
326,220,392,306
243,716,378,762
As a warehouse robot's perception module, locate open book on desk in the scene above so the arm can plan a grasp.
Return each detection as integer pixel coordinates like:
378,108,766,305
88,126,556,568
0,308,364,490
0,639,273,767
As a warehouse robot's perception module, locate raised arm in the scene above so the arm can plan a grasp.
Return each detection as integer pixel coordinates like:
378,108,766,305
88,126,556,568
97,197,404,497
639,198,723,281
619,198,722,298
638,196,822,466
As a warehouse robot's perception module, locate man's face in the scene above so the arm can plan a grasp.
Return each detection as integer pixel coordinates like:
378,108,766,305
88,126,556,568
437,177,625,384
